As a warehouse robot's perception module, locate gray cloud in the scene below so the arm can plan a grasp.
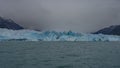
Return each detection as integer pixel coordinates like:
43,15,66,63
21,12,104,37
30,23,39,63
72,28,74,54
0,0,120,32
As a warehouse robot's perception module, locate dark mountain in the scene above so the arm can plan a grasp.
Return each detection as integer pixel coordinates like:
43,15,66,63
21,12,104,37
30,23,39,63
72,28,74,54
94,25,120,35
0,17,24,30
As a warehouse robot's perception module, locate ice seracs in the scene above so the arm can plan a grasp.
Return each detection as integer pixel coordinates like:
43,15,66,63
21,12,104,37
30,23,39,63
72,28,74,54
0,28,120,41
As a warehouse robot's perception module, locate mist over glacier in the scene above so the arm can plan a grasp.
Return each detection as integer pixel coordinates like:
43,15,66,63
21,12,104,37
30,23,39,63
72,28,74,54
0,0,120,32
0,28,120,41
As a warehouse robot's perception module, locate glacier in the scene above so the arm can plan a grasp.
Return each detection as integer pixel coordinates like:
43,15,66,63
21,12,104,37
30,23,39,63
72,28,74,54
0,28,120,41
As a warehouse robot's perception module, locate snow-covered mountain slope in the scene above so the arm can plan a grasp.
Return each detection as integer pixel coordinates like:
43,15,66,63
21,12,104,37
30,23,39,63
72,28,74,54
0,28,120,41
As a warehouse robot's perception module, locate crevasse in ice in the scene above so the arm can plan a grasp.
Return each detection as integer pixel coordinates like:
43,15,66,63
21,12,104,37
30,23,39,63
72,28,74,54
0,28,120,41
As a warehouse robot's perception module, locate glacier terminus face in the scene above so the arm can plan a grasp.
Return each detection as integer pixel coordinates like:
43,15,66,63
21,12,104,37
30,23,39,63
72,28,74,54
0,28,120,41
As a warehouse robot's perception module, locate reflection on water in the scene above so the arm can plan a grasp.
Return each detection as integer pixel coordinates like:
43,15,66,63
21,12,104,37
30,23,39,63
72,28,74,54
0,41,120,68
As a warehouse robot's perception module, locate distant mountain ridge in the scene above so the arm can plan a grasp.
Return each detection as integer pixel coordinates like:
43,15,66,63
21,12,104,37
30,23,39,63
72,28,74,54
1,16,120,36
94,25,120,35
0,17,23,30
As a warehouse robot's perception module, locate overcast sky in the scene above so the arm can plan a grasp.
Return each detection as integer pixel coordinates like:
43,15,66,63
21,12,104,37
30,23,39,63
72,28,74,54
0,0,120,32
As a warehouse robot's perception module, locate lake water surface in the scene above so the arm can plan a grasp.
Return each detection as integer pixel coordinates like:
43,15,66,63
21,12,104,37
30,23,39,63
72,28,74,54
0,42,120,68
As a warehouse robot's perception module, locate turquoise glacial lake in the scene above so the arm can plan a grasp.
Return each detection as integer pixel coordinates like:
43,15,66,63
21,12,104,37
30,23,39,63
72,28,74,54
0,41,120,68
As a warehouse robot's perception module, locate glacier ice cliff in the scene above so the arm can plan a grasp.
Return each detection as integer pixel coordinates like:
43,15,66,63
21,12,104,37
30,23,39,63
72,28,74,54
0,28,120,41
